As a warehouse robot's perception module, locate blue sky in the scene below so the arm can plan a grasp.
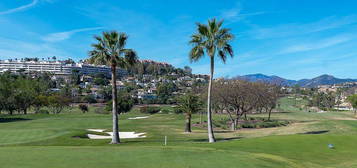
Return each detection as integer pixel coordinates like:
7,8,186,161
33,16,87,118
0,0,357,80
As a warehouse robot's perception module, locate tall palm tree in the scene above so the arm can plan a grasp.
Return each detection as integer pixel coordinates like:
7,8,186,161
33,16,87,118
189,18,234,143
88,31,138,144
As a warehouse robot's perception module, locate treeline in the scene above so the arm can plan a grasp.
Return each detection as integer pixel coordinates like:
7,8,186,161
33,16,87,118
0,72,70,115
308,92,336,110
209,80,281,130
128,60,192,77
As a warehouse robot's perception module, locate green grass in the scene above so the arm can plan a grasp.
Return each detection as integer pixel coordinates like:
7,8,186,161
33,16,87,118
1,97,357,168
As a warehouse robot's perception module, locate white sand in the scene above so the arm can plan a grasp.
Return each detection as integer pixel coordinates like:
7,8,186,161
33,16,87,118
86,129,146,139
87,129,105,132
128,116,149,120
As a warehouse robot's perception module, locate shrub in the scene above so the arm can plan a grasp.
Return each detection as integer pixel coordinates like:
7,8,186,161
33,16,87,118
37,109,49,114
213,117,229,129
78,104,88,113
241,120,290,128
140,106,161,114
173,107,183,114
160,108,171,114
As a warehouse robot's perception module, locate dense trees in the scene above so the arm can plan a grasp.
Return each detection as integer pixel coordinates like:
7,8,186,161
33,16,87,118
0,72,70,115
347,95,357,117
189,18,234,143
156,82,178,104
88,31,138,144
212,80,280,130
309,92,336,110
128,60,179,77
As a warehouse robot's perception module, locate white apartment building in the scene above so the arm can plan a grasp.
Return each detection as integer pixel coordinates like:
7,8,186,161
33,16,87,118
0,60,127,77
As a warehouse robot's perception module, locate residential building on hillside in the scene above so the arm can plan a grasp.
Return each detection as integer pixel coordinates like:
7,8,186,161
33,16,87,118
0,59,127,77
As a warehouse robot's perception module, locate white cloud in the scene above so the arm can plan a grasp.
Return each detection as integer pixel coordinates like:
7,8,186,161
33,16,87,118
0,0,39,15
279,35,351,54
42,27,103,42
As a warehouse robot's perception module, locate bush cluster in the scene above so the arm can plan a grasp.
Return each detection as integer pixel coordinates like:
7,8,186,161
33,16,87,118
241,120,290,129
139,106,161,114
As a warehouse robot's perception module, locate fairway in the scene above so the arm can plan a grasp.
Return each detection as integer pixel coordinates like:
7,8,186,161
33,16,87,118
1,100,357,168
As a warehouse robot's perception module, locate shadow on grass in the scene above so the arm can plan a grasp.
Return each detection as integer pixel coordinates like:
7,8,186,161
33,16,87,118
0,118,32,123
192,137,242,142
300,130,329,134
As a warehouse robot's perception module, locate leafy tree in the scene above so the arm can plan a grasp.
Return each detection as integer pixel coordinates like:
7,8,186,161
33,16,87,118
60,83,72,97
98,85,112,101
88,31,138,144
48,95,71,114
177,93,202,132
309,92,336,110
93,77,109,86
13,78,37,114
82,95,97,104
71,69,81,85
0,73,16,114
33,95,49,113
189,18,234,142
347,94,357,117
157,82,177,103
64,58,75,64
105,91,135,114
184,66,192,75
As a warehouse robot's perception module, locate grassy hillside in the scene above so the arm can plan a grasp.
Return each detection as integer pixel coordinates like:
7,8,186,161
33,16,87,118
0,97,357,168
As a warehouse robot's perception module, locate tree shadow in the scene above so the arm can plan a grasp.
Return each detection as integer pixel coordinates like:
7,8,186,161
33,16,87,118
300,130,329,134
0,118,32,123
192,136,242,142
214,130,235,133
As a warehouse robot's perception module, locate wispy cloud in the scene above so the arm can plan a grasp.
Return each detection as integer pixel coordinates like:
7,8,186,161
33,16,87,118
42,27,103,42
0,37,70,59
220,2,266,23
279,35,351,54
248,15,357,39
0,0,39,15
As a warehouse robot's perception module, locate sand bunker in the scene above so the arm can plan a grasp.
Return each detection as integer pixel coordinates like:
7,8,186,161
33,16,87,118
128,116,149,120
86,129,146,139
87,129,105,132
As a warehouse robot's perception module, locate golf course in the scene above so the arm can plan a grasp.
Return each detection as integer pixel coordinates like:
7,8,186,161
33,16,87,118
0,97,356,168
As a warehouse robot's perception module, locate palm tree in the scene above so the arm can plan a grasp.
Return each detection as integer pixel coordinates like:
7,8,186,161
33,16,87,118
189,18,234,143
177,93,202,133
88,31,138,144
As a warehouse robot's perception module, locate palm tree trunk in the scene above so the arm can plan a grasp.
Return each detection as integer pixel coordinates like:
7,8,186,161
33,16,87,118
207,57,216,143
185,113,192,133
110,66,120,144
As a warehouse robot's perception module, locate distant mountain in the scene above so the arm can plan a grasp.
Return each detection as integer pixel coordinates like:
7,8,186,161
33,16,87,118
234,74,296,86
297,74,357,87
234,74,357,87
